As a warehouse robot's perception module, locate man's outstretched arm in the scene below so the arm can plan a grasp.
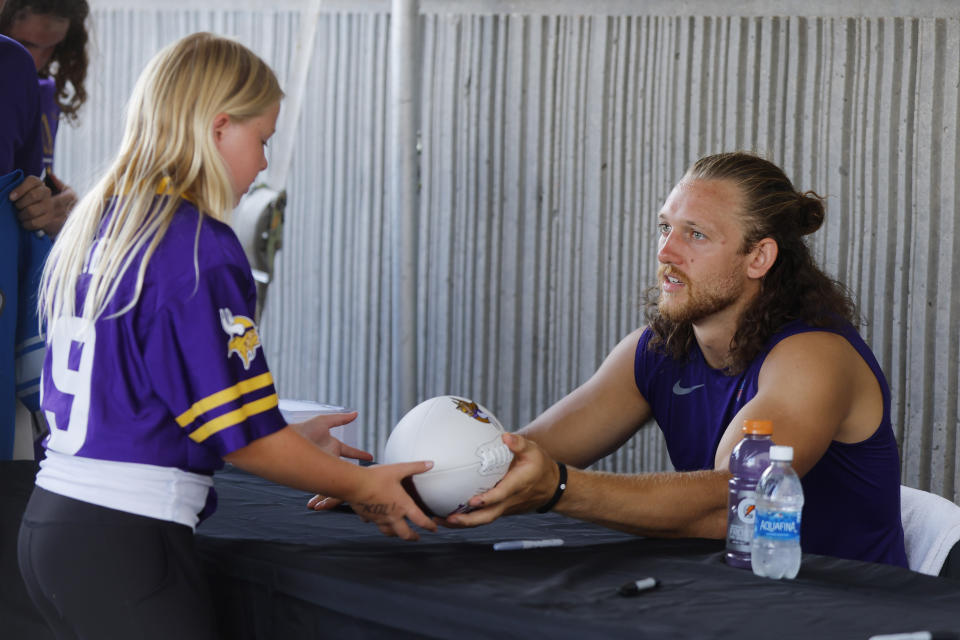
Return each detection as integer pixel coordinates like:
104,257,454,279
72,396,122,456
447,432,729,539
520,328,653,468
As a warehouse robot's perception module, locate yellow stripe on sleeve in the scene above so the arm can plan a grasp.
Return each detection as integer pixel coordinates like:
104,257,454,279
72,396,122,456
175,372,274,427
188,393,279,443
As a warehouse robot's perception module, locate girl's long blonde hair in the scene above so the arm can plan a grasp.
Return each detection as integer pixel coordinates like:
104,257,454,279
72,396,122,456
39,32,283,330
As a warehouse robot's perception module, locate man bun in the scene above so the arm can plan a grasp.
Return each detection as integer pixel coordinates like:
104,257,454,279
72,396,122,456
797,190,825,236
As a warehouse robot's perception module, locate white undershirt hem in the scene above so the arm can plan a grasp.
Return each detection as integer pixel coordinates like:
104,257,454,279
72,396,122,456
36,450,214,530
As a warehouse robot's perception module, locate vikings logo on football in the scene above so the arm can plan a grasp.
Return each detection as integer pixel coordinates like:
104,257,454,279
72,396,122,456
453,398,491,423
219,308,262,370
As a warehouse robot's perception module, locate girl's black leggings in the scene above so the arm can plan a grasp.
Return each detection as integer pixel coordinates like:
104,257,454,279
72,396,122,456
18,487,219,640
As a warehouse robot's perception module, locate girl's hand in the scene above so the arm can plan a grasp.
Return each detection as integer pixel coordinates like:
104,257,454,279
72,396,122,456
346,461,438,540
307,492,344,511
293,411,373,462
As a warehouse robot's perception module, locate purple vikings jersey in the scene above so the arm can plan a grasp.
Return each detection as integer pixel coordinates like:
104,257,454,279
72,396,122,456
41,199,287,476
634,321,907,567
37,77,60,173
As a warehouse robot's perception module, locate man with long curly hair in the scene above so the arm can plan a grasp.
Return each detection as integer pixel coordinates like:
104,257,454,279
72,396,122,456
446,152,907,569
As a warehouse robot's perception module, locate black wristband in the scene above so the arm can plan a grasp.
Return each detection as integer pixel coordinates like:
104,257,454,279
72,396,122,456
536,461,567,513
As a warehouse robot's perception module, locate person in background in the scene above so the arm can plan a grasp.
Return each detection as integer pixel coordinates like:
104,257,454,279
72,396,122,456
1,0,90,236
1,8,59,638
2,0,88,460
437,152,908,568
1,11,47,459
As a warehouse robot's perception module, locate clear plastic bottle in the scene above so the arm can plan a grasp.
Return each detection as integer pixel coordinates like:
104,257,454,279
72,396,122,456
751,445,804,579
725,419,774,568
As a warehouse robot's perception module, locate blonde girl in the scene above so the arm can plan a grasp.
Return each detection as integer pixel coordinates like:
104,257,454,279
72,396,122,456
19,32,434,639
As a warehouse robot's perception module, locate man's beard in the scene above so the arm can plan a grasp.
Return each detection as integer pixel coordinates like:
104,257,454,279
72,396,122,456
656,264,744,325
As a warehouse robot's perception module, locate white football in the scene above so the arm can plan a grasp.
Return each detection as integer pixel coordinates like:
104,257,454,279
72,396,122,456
382,395,514,517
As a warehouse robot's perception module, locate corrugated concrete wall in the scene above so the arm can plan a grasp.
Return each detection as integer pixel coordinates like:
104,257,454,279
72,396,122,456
58,2,959,500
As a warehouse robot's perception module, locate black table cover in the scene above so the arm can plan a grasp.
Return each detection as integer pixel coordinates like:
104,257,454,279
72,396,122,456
197,467,960,640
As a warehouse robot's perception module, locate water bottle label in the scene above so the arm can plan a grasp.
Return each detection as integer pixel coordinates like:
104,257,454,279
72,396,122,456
727,491,757,551
754,510,801,541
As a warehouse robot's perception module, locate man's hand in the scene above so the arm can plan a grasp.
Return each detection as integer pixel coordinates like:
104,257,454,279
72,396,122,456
10,173,74,236
443,433,559,528
45,171,78,235
345,461,439,540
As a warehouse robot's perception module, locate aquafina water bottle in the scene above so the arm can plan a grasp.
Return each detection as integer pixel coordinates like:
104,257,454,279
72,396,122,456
751,445,804,579
725,420,773,568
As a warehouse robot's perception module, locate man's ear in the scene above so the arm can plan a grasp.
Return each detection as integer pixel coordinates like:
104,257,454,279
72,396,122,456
747,237,778,279
212,113,230,143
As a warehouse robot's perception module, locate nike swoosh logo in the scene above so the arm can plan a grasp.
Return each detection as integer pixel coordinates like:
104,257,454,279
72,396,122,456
672,380,705,396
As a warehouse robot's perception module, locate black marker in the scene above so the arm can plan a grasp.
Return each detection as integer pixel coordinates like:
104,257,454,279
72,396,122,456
617,577,659,597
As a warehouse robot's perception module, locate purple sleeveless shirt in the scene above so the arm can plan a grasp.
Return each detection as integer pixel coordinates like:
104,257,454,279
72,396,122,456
634,321,907,567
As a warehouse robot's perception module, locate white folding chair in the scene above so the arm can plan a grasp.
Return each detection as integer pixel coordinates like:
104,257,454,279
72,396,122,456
900,485,960,577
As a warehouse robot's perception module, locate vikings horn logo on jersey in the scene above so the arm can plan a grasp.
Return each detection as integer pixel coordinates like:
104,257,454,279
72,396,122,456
452,398,491,423
219,308,262,370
